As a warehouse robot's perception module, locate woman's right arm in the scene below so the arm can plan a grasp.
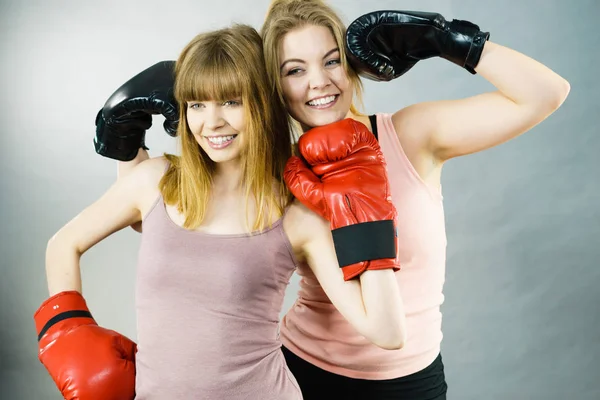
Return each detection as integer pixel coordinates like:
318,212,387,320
115,148,150,234
117,148,150,179
37,157,165,399
46,157,161,295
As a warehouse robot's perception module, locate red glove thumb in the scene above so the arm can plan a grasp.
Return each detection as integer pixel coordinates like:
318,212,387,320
284,156,329,218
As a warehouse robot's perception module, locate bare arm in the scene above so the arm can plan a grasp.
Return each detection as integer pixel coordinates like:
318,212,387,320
117,148,150,179
290,203,406,350
393,41,570,162
115,148,150,233
46,158,162,296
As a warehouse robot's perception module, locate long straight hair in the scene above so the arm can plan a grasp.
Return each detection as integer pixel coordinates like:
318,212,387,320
160,24,293,231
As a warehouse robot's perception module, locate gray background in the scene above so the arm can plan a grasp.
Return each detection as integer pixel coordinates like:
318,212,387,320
1,0,598,399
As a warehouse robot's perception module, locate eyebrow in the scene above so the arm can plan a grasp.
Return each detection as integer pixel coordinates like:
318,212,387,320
280,47,340,72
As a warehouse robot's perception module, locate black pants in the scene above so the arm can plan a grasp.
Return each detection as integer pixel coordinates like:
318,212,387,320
282,346,447,400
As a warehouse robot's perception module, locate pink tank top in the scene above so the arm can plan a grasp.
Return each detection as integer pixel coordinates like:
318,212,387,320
280,113,447,379
134,194,302,399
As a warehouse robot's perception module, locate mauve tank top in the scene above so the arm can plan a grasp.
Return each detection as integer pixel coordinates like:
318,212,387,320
134,193,302,399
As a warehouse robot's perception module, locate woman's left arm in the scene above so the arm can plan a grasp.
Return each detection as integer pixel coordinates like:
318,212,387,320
397,41,571,161
290,204,406,350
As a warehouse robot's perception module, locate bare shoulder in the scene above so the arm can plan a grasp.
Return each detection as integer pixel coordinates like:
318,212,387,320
125,156,170,213
122,156,170,193
131,156,170,183
391,102,437,151
283,200,331,258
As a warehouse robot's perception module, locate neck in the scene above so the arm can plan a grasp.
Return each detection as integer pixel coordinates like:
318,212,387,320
344,109,360,120
213,159,244,192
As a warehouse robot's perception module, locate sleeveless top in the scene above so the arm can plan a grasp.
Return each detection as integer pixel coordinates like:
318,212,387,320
134,193,302,399
280,113,448,379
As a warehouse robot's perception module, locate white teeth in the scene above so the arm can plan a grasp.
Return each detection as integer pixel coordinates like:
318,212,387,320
308,95,336,106
207,135,235,144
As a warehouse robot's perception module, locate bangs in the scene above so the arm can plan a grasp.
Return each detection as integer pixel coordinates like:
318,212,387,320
176,49,244,103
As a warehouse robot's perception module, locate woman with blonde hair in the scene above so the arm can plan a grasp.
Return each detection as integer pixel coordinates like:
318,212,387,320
258,0,570,398
36,21,407,400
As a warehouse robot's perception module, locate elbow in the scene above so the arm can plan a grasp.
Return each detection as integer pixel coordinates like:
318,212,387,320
549,77,571,110
374,330,407,351
46,231,61,254
47,230,68,251
368,320,407,350
540,77,571,113
46,230,81,261
522,77,570,125
517,68,570,111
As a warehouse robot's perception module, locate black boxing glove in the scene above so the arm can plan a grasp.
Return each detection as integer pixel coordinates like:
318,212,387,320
345,10,490,81
94,61,178,161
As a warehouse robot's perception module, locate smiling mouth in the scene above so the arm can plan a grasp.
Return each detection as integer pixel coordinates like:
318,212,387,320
204,134,238,149
306,95,339,107
206,135,237,144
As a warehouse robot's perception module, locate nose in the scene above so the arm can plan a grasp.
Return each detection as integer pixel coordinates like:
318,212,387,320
309,66,332,90
203,105,225,131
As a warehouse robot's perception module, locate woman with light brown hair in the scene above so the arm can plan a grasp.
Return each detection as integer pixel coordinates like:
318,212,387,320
36,23,307,400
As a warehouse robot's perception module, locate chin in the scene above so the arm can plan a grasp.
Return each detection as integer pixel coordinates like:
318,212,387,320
201,148,240,164
301,111,347,130
207,155,232,163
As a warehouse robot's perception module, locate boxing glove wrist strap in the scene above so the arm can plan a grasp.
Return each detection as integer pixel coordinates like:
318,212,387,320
37,310,94,341
446,19,490,74
34,291,97,340
332,220,396,267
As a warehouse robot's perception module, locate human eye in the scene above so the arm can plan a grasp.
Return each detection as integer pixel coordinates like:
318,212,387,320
325,58,341,67
188,102,204,110
285,67,303,76
222,99,242,107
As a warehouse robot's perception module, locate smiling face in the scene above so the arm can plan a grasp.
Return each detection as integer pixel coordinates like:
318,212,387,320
185,98,246,165
278,24,354,130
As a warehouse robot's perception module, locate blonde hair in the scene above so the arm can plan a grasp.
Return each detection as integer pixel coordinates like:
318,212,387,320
261,0,364,123
161,24,293,231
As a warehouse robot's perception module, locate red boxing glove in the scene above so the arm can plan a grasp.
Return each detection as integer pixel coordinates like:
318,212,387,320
34,291,137,400
284,118,400,280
